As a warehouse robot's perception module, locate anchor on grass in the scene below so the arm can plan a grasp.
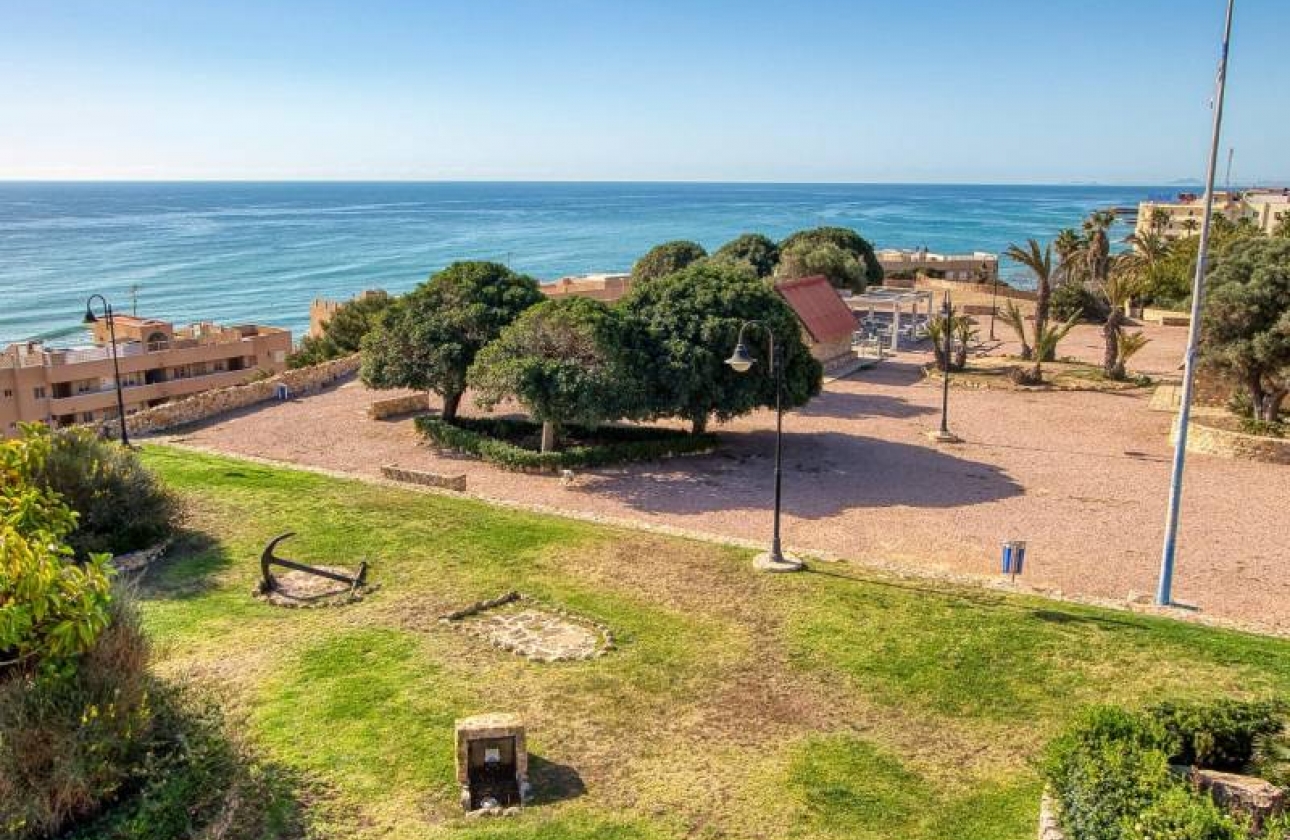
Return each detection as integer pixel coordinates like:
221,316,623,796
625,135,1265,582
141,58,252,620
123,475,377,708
259,532,368,597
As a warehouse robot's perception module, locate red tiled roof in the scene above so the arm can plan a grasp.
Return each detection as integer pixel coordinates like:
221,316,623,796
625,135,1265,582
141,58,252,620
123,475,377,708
774,275,857,344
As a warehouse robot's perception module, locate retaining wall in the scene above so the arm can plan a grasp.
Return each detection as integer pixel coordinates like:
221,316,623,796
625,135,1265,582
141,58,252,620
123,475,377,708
368,392,430,420
127,354,360,435
1172,418,1290,464
381,464,467,491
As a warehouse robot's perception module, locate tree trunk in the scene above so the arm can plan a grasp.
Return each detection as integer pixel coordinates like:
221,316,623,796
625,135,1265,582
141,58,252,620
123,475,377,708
540,421,556,453
691,414,708,435
442,390,463,423
1102,310,1124,379
1266,389,1288,424
1035,280,1053,361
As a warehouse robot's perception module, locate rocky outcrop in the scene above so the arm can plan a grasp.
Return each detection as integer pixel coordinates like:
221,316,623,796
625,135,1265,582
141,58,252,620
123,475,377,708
1192,768,1286,831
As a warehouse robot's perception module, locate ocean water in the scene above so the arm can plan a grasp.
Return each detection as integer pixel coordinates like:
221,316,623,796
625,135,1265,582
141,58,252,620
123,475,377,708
0,181,1167,346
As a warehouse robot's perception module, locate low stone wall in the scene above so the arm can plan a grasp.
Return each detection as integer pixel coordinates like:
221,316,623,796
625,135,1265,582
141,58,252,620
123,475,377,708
128,354,360,435
1172,418,1290,464
381,464,467,491
1142,307,1190,327
368,392,430,420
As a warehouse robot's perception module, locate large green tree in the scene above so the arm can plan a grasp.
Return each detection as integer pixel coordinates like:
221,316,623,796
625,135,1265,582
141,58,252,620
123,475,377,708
1201,237,1290,423
468,297,637,451
631,240,708,284
778,226,883,287
618,262,822,433
775,240,868,294
712,233,779,278
360,261,543,422
290,290,394,368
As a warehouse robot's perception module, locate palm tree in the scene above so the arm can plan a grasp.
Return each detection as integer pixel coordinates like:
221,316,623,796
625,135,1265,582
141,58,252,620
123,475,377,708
1004,239,1055,361
1149,207,1171,236
1097,256,1148,379
1001,300,1079,384
1124,230,1168,265
1082,209,1117,289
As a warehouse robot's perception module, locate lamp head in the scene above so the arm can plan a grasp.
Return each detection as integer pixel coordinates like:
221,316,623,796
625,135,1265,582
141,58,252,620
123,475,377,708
724,341,755,373
82,305,98,325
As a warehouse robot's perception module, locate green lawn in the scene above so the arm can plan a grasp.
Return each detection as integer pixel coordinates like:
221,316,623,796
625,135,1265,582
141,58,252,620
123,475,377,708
136,445,1290,840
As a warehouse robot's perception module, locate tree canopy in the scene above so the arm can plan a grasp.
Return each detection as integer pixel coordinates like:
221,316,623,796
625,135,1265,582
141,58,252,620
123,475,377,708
778,226,883,288
618,261,822,433
1201,237,1290,423
712,233,779,278
630,240,708,284
776,240,868,294
289,290,394,368
360,261,543,421
468,297,636,450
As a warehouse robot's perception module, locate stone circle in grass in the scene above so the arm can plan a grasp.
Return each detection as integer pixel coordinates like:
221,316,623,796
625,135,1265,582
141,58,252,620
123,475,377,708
256,566,373,608
441,592,613,662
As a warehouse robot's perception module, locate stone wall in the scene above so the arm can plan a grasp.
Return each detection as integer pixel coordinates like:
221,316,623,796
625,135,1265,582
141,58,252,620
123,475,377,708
368,392,430,420
1172,417,1290,464
127,354,360,435
381,464,468,491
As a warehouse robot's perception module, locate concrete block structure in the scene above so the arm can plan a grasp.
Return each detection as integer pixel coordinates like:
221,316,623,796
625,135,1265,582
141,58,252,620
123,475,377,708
541,273,633,303
1,314,291,437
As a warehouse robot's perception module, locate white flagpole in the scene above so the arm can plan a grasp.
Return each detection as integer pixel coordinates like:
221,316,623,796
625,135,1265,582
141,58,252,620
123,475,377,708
1157,0,1236,606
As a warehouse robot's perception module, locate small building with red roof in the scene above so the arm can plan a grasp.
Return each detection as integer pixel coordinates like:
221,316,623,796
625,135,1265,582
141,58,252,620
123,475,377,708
774,275,858,372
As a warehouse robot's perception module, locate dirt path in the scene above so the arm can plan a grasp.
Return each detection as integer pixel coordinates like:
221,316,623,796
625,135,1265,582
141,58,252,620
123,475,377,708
156,327,1290,632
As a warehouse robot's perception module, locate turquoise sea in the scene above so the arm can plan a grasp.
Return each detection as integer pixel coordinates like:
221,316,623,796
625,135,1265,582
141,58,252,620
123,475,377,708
0,182,1170,346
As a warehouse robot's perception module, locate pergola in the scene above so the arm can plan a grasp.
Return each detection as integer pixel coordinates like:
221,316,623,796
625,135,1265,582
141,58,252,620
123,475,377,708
845,288,938,352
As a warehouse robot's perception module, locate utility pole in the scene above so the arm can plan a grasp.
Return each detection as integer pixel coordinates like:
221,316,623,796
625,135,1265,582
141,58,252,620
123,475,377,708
1157,0,1235,607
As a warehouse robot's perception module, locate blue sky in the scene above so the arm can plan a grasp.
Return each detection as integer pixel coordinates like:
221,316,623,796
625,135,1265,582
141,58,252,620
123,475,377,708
1,0,1286,183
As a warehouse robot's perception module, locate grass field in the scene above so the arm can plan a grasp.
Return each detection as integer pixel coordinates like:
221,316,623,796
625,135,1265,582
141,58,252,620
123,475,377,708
136,445,1290,839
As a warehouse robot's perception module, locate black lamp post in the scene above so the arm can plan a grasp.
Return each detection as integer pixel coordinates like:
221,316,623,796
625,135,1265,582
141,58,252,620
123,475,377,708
725,321,803,572
83,294,131,447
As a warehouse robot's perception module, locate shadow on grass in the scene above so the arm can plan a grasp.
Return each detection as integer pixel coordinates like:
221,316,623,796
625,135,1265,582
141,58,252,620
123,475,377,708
527,754,587,806
133,529,235,601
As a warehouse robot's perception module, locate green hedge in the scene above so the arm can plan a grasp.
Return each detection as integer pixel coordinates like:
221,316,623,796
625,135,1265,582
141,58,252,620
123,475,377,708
1043,701,1288,840
415,415,717,472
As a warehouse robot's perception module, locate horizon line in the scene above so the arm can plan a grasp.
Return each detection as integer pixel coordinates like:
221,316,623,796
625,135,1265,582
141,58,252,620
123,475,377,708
0,177,1216,188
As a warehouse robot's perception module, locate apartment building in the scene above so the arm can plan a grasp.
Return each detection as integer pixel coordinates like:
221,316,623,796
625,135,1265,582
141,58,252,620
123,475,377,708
1,315,291,436
1135,188,1290,241
876,249,998,282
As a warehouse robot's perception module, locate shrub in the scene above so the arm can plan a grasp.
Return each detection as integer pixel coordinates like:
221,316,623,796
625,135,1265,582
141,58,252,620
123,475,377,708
417,416,717,472
1263,812,1290,840
0,592,150,838
1042,706,1177,840
631,240,707,284
1052,281,1110,322
30,427,179,558
289,289,393,368
1122,785,1248,840
1147,699,1286,771
1,426,115,676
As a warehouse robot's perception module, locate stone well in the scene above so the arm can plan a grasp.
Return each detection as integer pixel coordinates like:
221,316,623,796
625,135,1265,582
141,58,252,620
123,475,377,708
455,713,530,814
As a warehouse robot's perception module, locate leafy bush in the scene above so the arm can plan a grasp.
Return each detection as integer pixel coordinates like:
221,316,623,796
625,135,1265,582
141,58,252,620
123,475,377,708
417,416,717,472
30,427,179,558
1,426,115,676
631,240,707,284
1051,281,1110,322
1147,699,1286,771
1043,706,1177,840
0,593,149,838
1263,812,1290,840
1121,785,1248,840
59,685,303,840
289,289,393,368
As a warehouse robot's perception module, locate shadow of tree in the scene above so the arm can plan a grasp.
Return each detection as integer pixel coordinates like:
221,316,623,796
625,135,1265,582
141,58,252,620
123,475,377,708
526,754,586,805
581,429,1022,519
133,529,234,601
797,390,937,420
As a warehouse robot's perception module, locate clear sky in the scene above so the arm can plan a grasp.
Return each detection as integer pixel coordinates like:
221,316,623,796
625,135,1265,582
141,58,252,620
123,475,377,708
1,0,1286,184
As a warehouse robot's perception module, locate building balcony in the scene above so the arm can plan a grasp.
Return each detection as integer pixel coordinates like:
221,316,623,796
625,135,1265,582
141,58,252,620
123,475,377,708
45,368,266,416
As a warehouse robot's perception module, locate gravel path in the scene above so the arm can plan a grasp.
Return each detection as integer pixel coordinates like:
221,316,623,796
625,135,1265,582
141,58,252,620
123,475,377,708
158,325,1290,632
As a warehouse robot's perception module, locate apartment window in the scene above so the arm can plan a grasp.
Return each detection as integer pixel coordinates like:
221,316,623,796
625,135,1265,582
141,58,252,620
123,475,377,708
33,386,47,400
2,388,11,399
81,412,96,424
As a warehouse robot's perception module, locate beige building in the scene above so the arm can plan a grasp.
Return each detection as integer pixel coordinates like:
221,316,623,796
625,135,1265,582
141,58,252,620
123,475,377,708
1,315,291,437
876,249,998,282
309,289,387,338
541,273,633,303
1136,188,1290,241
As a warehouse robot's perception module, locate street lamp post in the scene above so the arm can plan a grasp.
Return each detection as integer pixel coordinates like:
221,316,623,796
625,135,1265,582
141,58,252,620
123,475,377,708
725,321,803,573
83,294,131,447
